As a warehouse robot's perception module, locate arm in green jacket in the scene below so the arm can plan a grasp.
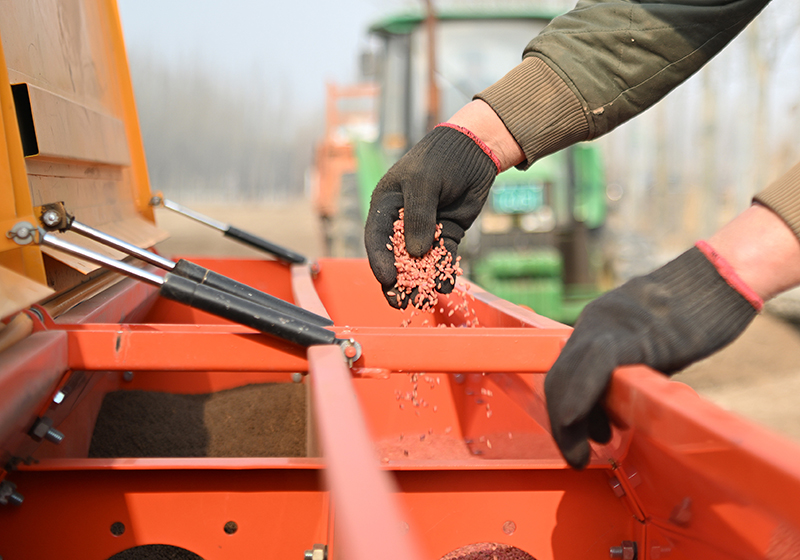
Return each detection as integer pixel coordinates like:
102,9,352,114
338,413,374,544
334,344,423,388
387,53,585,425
477,0,771,167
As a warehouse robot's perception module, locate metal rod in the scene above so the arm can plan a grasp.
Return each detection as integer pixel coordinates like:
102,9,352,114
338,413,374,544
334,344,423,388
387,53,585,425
161,199,228,232
69,220,176,271
41,233,164,287
62,218,330,326
154,197,306,264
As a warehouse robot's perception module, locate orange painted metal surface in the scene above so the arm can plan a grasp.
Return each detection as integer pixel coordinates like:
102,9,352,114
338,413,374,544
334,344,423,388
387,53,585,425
1,257,800,559
1,2,796,558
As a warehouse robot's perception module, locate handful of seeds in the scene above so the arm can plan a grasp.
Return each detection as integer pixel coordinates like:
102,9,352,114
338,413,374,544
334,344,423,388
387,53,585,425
386,209,462,312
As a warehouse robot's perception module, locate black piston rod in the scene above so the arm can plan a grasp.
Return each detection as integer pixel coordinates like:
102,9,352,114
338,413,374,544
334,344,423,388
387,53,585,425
150,196,307,265
41,232,340,349
64,219,332,328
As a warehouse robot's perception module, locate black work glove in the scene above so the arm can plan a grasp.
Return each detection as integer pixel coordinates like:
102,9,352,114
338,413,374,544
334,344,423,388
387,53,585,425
545,245,761,469
365,124,498,308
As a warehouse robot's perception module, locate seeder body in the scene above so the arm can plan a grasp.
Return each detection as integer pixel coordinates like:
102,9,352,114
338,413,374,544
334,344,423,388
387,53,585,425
1,2,799,560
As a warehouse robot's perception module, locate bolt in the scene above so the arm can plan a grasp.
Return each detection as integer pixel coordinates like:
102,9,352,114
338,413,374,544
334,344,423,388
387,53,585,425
149,196,163,206
610,541,637,560
502,520,516,535
29,417,64,445
41,210,61,227
304,544,327,560
291,372,304,383
46,427,64,444
122,371,134,382
0,481,24,506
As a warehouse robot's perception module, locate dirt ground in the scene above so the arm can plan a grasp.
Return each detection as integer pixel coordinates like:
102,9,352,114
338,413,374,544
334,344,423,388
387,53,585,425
153,200,800,444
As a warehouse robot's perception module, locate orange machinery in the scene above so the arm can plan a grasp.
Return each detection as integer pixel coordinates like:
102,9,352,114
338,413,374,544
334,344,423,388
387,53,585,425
1,2,800,560
311,82,378,257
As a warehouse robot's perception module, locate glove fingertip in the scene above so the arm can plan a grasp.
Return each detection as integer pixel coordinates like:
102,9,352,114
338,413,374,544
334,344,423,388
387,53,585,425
384,287,409,310
558,438,592,470
551,421,592,470
403,204,439,258
405,230,436,259
587,405,613,444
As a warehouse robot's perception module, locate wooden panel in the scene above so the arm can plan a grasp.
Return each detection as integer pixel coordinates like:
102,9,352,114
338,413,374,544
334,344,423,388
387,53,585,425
18,83,130,165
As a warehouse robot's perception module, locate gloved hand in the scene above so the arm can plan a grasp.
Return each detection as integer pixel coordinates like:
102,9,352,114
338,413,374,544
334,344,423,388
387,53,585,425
545,242,762,469
365,124,499,308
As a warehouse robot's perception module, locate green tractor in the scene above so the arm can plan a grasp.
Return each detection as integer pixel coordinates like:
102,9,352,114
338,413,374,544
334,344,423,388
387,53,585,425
325,6,607,323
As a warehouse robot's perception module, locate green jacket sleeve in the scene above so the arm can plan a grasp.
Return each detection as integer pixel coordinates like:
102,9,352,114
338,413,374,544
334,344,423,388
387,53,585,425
477,0,771,167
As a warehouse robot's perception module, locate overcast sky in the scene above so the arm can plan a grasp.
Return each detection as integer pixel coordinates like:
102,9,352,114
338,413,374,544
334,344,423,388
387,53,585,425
116,0,392,110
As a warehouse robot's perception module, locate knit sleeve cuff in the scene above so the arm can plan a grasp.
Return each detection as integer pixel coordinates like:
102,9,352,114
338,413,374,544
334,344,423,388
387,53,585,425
753,161,800,243
474,56,589,169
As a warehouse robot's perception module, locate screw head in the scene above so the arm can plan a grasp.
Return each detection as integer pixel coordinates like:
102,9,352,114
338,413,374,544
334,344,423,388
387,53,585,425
42,210,60,227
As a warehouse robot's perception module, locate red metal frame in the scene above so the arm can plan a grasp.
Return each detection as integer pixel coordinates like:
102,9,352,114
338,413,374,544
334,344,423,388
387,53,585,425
1,257,800,560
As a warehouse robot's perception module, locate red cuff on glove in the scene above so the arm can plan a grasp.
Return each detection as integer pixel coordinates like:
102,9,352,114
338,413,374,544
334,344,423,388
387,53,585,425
695,240,764,312
436,123,502,174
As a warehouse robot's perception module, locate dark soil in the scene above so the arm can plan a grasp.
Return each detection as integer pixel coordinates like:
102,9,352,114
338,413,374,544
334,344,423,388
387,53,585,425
440,543,537,560
108,545,203,560
89,383,306,458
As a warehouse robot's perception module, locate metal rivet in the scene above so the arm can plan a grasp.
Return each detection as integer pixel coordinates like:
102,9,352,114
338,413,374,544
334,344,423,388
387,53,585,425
503,520,516,535
224,521,238,534
110,522,125,536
